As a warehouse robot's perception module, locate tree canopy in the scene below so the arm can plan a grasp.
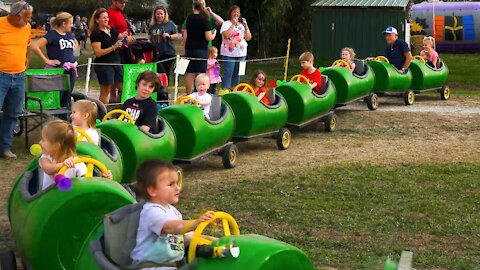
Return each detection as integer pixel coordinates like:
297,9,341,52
169,0,315,57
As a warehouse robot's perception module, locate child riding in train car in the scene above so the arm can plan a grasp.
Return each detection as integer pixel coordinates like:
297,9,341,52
299,51,323,95
340,47,356,72
131,159,216,267
122,71,160,132
38,120,112,191
71,100,100,145
189,74,212,120
250,70,270,106
422,36,439,69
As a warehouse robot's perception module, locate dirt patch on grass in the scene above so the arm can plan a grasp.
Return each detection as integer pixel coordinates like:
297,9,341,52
178,105,480,186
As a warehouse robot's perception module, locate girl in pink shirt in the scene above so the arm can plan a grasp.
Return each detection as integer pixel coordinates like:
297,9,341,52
207,46,222,94
422,36,439,68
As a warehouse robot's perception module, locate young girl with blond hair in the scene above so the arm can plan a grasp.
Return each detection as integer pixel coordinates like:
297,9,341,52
70,100,100,145
340,47,356,72
39,120,111,190
421,36,439,68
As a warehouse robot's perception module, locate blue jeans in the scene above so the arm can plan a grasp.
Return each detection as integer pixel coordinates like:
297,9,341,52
0,72,25,152
221,56,246,89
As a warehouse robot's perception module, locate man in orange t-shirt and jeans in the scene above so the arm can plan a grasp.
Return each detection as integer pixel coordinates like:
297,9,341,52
0,1,33,159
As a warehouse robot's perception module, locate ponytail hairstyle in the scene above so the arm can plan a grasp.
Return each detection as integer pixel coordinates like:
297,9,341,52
193,0,209,21
42,120,77,162
90,8,107,31
72,100,98,128
50,12,73,28
423,36,435,48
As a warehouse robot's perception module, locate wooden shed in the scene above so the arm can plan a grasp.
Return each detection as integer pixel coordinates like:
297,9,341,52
311,0,410,60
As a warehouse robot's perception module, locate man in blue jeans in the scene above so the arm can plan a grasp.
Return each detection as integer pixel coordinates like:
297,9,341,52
0,1,33,159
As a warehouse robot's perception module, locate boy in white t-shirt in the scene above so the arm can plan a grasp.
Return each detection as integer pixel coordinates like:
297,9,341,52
71,100,100,145
131,159,215,268
188,73,212,120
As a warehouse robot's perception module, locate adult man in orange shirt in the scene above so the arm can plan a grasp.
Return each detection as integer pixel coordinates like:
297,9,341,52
0,1,33,159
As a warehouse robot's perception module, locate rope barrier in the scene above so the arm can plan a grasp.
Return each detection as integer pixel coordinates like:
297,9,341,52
182,56,286,63
77,55,284,68
77,56,178,67
79,52,290,100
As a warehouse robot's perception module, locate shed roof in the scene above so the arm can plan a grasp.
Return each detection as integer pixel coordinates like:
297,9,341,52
312,0,409,8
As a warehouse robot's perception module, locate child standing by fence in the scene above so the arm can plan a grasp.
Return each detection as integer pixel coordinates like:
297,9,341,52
207,46,222,94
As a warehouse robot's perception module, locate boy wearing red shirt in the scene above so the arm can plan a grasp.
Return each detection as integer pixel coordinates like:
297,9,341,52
299,51,322,94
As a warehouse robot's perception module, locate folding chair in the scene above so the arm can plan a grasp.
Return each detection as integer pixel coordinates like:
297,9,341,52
121,63,168,105
20,68,71,147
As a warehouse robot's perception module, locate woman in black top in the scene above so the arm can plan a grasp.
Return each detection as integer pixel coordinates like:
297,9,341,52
89,8,125,104
184,0,216,94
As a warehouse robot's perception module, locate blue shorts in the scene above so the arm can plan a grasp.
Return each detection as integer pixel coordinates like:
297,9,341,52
94,65,123,85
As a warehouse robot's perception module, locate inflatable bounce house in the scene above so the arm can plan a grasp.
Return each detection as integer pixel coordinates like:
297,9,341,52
412,1,480,52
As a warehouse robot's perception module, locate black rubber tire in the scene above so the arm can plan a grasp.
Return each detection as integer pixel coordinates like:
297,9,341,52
403,90,415,106
0,249,17,270
324,113,338,132
440,86,450,100
222,144,238,169
275,128,291,150
13,119,23,137
366,94,379,111
176,166,184,190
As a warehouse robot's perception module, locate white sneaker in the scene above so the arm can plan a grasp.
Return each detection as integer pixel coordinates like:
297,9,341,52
1,150,17,159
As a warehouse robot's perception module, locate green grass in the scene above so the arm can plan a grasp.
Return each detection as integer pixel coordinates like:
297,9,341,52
440,54,480,91
180,162,480,269
12,48,480,269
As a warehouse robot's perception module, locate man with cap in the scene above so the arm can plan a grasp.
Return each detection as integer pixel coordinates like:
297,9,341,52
0,1,33,159
383,26,413,73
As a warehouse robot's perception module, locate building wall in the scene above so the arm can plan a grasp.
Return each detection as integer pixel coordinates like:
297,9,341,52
312,7,407,60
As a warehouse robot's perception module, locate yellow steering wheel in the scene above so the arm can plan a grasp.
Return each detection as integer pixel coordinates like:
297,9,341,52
174,96,199,105
414,55,426,63
74,127,93,143
58,157,108,178
331,59,351,70
290,74,310,84
188,212,240,263
233,83,255,95
374,56,390,64
102,109,135,123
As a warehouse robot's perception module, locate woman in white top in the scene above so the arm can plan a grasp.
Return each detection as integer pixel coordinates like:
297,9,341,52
220,5,252,90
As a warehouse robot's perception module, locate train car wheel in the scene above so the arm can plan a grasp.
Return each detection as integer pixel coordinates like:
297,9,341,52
440,86,450,100
0,249,17,270
403,90,415,106
276,128,291,150
366,94,379,111
324,113,338,132
222,144,238,169
176,166,184,191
